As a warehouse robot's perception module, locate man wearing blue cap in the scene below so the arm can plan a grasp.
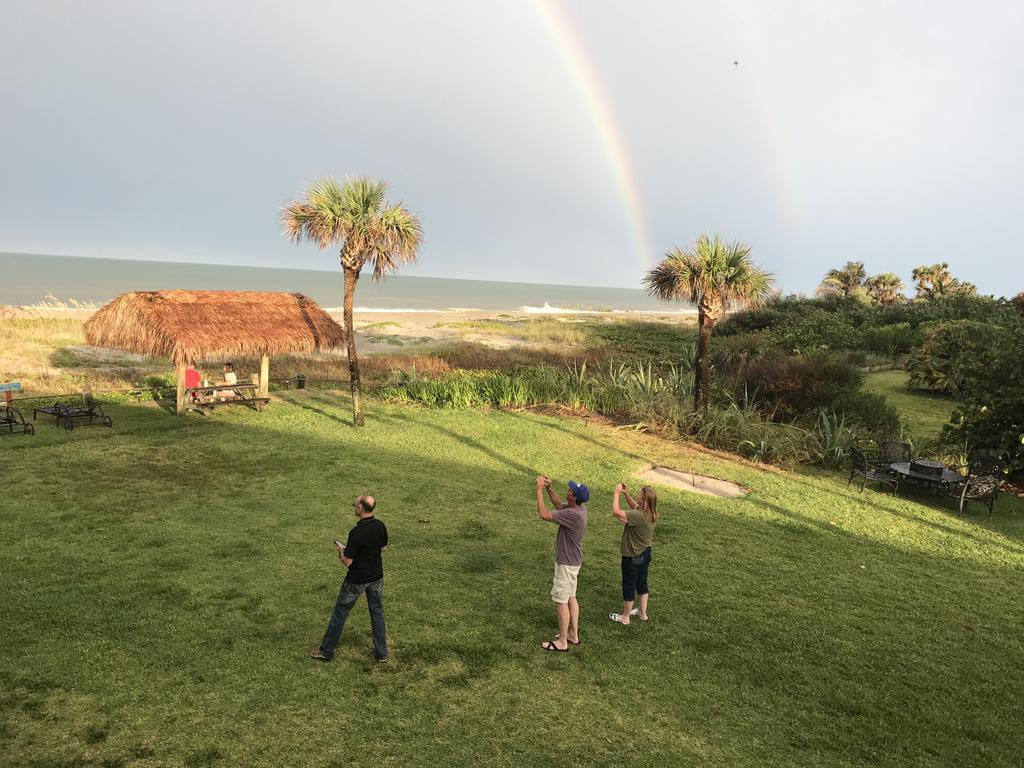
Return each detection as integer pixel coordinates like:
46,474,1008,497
536,474,589,652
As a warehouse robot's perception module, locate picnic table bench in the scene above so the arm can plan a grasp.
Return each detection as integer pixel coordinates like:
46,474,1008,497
185,383,270,413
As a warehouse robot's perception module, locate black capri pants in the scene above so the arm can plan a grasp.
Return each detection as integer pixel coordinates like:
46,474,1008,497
621,546,653,601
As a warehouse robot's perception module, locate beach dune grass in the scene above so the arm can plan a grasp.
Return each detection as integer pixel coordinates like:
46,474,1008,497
1,393,1022,767
1,313,698,397
438,317,594,346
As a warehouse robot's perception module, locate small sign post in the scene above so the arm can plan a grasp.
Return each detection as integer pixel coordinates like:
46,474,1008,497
1,381,34,435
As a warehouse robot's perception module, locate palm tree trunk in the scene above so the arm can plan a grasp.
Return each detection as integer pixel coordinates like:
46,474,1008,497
694,312,713,413
342,266,365,427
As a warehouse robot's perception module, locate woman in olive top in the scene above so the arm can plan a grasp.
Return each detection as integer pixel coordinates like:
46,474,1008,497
609,482,657,625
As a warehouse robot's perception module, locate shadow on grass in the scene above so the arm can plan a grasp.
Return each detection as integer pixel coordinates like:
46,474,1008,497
503,408,653,465
374,408,535,476
783,467,1024,551
6,399,1023,766
277,390,356,428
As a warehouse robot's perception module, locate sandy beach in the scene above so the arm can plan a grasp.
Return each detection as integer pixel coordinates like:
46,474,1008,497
3,303,696,357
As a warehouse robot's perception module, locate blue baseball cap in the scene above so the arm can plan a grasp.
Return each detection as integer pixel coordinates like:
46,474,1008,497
568,480,590,504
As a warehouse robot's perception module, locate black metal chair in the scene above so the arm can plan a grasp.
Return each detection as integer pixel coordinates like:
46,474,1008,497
946,474,1001,515
968,454,1006,479
1,391,34,436
848,447,899,495
879,440,912,464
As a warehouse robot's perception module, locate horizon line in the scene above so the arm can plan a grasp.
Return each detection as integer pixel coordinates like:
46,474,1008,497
2,249,661,295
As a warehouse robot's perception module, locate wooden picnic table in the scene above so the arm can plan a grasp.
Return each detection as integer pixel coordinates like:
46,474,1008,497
185,383,269,413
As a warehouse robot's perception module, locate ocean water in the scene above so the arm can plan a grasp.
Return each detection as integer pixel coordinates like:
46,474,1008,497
2,252,692,313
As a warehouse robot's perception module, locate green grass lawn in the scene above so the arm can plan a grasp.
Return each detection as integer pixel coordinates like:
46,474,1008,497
864,370,957,441
2,393,1022,767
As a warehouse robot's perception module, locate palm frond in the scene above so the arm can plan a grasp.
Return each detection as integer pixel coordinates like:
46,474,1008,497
644,234,773,312
643,248,697,302
282,176,422,280
369,204,423,281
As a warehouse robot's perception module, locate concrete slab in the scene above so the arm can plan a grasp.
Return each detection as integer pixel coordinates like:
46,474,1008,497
635,466,747,499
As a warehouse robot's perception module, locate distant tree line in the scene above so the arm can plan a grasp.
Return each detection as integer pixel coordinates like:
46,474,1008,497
815,261,978,304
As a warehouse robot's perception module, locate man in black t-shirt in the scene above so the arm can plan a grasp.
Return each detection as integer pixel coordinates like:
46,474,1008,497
310,494,389,662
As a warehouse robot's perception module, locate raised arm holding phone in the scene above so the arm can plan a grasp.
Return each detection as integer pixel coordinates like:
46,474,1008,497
609,483,657,626
535,473,589,652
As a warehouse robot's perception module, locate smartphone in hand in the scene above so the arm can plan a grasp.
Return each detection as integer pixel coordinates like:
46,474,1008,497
333,539,345,552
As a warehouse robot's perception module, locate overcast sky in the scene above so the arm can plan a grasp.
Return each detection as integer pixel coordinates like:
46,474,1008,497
2,1,1021,295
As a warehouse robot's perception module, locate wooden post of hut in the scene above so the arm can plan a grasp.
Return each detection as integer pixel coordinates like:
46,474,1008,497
259,355,270,399
81,290,345,415
176,361,187,415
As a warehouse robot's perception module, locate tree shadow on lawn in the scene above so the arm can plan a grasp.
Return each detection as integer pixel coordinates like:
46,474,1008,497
9,402,1023,765
275,389,356,429
372,408,536,477
501,408,652,466
781,468,1024,553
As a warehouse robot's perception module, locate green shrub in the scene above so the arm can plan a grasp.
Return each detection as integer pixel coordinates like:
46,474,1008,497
764,308,863,353
718,294,1019,358
711,332,780,363
906,320,999,395
862,323,919,356
945,322,1024,473
831,390,901,435
876,294,1018,328
590,321,696,362
722,353,864,421
808,409,858,467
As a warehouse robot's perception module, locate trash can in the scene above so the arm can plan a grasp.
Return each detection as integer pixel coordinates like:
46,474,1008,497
296,374,306,390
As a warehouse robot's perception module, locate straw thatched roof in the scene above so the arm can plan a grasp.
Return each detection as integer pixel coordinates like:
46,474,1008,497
84,290,345,364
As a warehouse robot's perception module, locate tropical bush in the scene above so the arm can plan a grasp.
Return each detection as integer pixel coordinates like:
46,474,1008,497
861,323,919,356
905,320,999,395
808,409,859,467
830,390,901,435
718,294,1020,357
764,308,864,353
590,321,697,362
946,323,1024,473
720,353,864,420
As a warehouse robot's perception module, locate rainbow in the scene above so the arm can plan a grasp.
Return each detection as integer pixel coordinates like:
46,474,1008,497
532,1,655,268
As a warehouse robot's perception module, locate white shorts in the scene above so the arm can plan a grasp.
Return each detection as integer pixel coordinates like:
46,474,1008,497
551,563,581,604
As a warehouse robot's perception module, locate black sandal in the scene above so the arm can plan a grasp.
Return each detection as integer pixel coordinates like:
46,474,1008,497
541,641,568,652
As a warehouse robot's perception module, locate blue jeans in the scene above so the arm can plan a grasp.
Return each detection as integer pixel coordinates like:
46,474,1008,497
621,547,652,601
319,577,388,660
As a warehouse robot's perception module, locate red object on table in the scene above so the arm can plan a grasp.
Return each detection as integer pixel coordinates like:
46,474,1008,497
185,368,201,388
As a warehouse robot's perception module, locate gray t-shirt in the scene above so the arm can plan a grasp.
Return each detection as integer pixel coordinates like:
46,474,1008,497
551,504,587,566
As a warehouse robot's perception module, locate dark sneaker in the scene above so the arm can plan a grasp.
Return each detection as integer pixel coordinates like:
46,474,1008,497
308,648,332,661
374,656,389,664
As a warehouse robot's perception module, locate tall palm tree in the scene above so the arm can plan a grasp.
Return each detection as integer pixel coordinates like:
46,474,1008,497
865,272,905,305
816,261,868,300
283,177,422,426
644,234,774,412
912,262,976,301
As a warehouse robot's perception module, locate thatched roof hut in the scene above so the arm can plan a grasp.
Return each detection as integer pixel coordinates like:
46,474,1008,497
84,290,345,413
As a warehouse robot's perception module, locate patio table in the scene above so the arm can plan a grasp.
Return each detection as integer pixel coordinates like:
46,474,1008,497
889,460,962,493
